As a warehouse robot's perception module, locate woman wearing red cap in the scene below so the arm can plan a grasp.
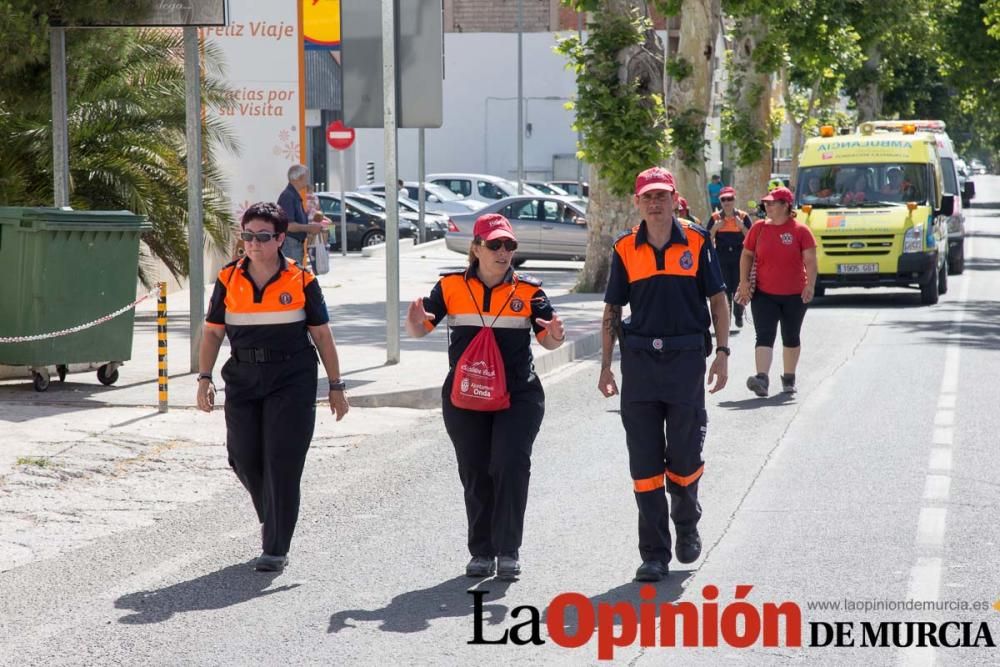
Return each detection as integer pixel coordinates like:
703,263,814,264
735,186,818,396
405,213,565,581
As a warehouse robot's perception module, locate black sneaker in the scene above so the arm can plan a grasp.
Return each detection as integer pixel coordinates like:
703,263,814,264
675,530,702,564
497,555,521,581
634,560,669,582
734,313,743,328
746,373,769,397
780,374,797,394
254,553,288,572
465,556,496,578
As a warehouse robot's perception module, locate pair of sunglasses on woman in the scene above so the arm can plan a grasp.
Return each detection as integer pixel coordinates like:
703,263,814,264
239,231,281,243
478,239,518,251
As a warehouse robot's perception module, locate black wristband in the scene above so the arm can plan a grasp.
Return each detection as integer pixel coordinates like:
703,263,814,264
329,379,346,391
198,373,213,382
716,346,731,356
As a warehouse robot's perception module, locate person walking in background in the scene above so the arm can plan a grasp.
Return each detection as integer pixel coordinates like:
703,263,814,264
405,213,565,581
674,195,701,226
707,174,724,212
734,187,818,397
278,164,324,264
707,186,753,329
196,202,349,572
599,167,730,583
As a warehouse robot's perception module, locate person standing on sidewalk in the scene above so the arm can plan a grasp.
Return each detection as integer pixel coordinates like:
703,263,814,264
734,186,817,396
707,174,724,212
706,186,753,329
277,164,324,265
405,213,566,581
196,202,350,573
598,167,730,583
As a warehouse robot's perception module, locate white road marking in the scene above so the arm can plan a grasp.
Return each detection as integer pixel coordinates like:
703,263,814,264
931,427,953,446
916,507,947,547
922,475,951,502
927,448,952,471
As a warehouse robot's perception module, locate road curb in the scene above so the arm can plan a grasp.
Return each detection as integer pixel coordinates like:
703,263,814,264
361,237,445,258
347,329,602,409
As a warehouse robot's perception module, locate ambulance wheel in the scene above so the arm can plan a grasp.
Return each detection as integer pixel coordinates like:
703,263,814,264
938,259,948,296
97,364,119,386
920,272,939,305
32,372,50,392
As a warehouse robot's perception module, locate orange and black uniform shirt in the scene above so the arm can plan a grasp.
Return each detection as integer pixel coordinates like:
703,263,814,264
421,264,555,390
604,218,725,339
205,255,330,350
706,209,753,258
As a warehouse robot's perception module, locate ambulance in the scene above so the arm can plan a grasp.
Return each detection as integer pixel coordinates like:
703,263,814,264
865,120,972,274
794,123,954,305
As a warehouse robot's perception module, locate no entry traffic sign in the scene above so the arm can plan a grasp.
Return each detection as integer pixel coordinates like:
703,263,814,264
326,120,355,150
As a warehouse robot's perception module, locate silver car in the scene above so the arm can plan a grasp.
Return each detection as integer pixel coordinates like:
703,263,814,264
445,195,588,267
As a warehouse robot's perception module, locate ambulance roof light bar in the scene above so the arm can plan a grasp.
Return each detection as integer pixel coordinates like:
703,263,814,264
866,120,947,133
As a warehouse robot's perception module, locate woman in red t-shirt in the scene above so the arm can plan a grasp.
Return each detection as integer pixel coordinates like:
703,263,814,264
734,187,818,396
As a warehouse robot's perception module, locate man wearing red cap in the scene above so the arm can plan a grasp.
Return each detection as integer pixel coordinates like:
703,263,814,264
598,166,731,582
706,186,754,328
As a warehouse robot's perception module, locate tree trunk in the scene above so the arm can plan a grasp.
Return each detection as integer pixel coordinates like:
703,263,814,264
728,16,771,209
575,0,663,293
666,0,720,223
577,164,641,292
855,44,882,122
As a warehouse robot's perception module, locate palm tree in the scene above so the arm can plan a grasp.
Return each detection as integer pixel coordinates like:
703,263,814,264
0,27,238,285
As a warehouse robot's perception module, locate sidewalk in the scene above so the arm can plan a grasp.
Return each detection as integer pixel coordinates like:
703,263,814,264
0,240,604,410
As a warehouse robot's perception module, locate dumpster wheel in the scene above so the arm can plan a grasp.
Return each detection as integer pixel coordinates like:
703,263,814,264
97,364,120,386
32,371,51,392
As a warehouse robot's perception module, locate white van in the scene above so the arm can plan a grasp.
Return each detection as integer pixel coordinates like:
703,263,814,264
867,121,971,274
427,173,545,205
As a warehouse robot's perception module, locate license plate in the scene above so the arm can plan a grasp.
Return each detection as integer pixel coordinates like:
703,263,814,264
837,263,879,274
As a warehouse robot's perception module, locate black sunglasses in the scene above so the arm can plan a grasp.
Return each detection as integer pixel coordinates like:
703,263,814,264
240,230,279,243
720,197,735,202
479,239,518,252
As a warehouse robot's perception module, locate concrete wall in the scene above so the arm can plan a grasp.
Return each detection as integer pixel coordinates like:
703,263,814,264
340,31,583,188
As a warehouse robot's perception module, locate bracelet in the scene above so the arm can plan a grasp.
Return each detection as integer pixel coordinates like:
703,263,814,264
197,373,213,382
716,346,731,356
329,378,346,391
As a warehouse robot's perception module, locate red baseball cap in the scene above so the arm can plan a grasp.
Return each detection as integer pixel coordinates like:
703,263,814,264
676,196,689,210
719,186,736,198
472,213,516,241
635,167,676,196
761,186,794,204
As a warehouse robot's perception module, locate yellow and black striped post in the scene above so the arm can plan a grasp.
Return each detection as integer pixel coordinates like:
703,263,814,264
158,282,168,413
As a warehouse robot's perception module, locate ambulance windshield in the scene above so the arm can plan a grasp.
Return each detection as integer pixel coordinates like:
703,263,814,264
796,164,930,208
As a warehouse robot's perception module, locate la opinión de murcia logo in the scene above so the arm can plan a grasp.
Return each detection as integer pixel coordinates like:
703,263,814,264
468,585,997,660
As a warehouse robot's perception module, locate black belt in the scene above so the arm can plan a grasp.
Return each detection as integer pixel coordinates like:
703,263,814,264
622,333,705,352
231,346,312,363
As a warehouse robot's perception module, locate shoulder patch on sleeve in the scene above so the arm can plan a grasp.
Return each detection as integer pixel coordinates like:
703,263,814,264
515,272,542,287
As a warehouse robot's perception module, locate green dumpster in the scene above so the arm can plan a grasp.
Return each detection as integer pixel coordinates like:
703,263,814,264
0,207,151,391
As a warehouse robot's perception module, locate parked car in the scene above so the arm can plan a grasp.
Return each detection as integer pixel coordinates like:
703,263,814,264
427,172,545,205
316,193,417,250
526,180,569,196
358,181,484,216
346,191,447,241
445,195,588,266
548,180,589,198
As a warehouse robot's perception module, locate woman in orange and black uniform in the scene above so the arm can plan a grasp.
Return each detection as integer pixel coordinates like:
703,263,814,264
197,202,349,573
405,213,565,581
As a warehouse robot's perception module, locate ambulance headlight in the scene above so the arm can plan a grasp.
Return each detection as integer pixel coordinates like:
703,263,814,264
903,226,923,253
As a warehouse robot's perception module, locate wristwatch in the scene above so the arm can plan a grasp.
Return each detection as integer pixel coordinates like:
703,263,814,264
715,346,731,356
329,378,347,391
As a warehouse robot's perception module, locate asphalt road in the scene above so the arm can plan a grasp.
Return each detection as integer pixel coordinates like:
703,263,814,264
2,179,1000,666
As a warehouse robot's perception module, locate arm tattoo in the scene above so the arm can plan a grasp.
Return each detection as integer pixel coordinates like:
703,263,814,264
601,305,622,369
